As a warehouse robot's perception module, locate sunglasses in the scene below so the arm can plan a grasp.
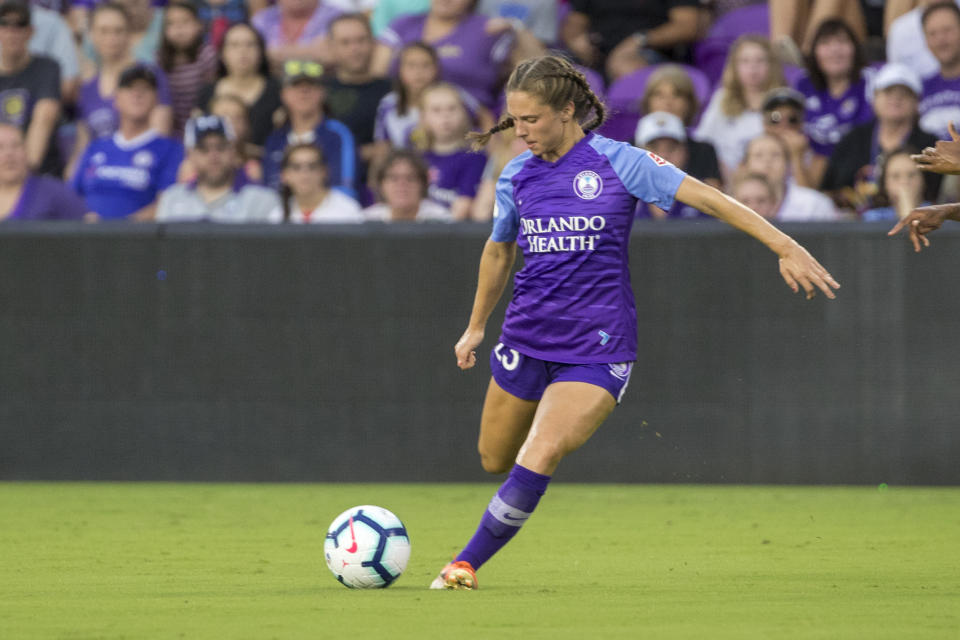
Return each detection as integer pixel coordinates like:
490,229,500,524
284,60,323,79
0,18,29,28
768,110,802,126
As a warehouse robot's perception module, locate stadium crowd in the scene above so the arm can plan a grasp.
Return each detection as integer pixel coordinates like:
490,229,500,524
0,0,958,224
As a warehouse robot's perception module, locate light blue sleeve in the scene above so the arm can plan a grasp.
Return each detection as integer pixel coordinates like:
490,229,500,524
588,135,688,210
490,153,528,243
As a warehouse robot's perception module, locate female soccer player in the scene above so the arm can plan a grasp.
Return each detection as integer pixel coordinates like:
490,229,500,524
429,55,840,590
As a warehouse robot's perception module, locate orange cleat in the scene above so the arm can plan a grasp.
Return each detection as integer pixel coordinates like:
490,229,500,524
429,560,478,590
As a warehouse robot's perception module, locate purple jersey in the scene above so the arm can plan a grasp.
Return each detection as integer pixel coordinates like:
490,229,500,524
380,12,513,109
251,3,342,50
5,175,86,220
491,132,687,363
796,74,873,157
79,67,173,139
423,148,487,208
919,73,960,140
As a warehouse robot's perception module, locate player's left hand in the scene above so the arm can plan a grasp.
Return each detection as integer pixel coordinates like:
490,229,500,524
911,122,960,175
777,242,840,300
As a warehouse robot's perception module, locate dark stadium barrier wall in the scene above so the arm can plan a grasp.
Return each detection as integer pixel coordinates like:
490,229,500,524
2,222,959,485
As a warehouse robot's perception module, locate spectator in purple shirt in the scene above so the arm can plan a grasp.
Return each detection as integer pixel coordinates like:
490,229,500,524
373,41,440,153
372,0,517,110
251,0,342,70
795,19,872,186
918,2,960,140
0,122,85,221
413,82,486,220
68,3,172,178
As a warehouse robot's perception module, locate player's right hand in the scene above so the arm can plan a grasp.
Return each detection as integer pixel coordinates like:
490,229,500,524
888,204,954,252
454,327,484,370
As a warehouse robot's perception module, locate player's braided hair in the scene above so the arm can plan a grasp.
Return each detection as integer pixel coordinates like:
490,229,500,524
467,55,607,150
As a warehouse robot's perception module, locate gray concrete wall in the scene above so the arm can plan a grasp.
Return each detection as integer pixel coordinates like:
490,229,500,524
1,222,957,484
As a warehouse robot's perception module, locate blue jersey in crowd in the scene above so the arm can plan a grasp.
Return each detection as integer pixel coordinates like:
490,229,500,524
71,131,184,219
262,119,357,198
491,131,687,364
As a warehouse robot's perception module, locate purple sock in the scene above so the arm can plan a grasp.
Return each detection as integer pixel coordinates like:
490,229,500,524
456,464,551,570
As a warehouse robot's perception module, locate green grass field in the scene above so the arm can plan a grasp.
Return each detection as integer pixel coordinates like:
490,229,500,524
1,483,958,639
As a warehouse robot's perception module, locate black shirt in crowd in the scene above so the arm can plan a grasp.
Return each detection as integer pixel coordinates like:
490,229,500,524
195,75,283,148
820,120,941,205
0,55,61,174
570,0,699,55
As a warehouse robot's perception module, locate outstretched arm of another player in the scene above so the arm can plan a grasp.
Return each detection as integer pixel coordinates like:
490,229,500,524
912,122,960,175
455,239,517,369
674,176,840,300
888,203,960,252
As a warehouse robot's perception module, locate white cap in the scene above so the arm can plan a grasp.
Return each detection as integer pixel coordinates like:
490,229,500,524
873,63,922,96
635,111,687,147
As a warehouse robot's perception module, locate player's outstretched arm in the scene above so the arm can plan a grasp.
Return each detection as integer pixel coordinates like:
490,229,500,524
912,122,960,175
455,239,517,370
888,203,960,252
674,176,840,300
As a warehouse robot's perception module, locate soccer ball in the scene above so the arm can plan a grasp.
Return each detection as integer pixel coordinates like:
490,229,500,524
324,505,411,588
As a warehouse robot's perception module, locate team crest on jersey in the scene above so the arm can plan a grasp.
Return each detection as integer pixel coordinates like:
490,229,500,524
573,170,602,200
133,151,155,168
91,152,107,165
840,97,857,117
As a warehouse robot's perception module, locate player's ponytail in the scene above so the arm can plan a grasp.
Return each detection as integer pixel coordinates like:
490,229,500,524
467,55,607,149
467,117,516,151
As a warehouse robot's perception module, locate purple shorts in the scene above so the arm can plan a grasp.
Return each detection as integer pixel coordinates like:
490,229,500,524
490,342,634,404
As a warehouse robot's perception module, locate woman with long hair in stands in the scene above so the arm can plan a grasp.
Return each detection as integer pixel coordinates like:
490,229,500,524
194,22,282,148
430,54,838,591
795,18,872,187
158,0,218,138
694,35,785,183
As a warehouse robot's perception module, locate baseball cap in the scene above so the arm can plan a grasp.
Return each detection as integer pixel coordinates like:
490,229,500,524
873,63,922,96
184,114,236,149
635,111,687,147
118,65,158,90
762,87,806,112
283,59,324,85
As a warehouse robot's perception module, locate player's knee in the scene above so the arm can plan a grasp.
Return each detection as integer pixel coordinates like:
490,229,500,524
478,449,512,474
